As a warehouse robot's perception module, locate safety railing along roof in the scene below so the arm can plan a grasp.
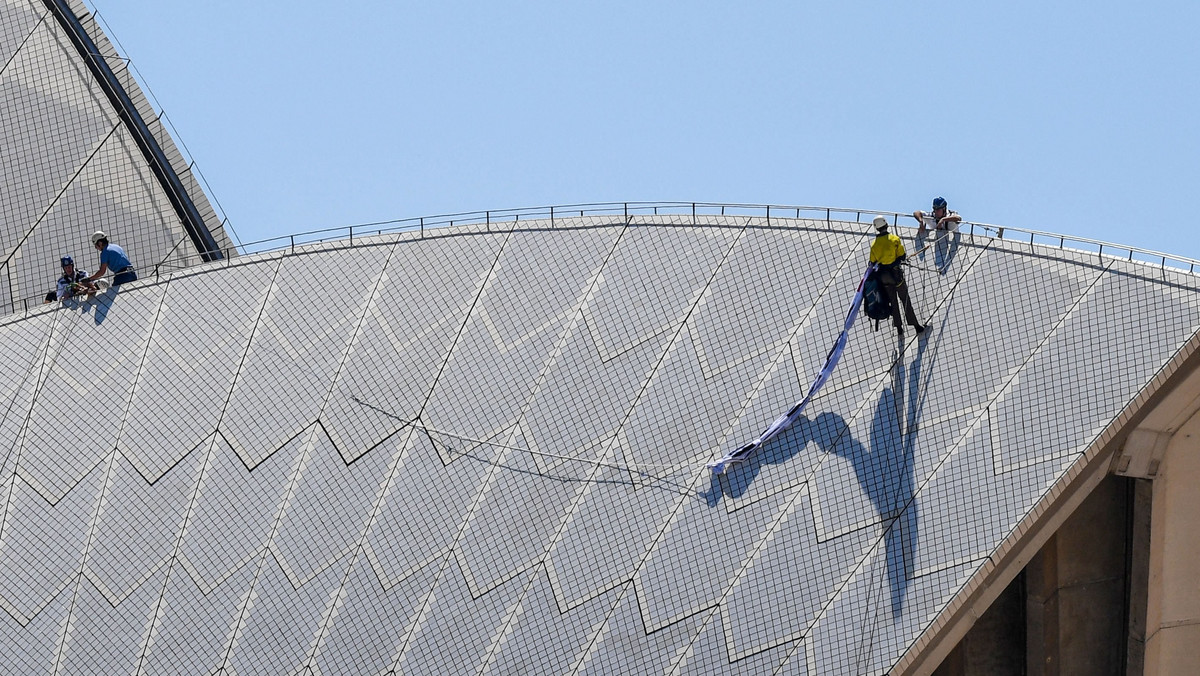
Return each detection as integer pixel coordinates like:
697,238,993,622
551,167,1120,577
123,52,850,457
7,201,1197,318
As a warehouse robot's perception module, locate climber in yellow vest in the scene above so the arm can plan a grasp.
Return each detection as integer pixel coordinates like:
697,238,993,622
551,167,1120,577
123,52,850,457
869,215,926,337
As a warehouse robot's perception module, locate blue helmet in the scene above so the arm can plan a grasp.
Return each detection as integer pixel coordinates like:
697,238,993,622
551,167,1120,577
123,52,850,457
60,255,74,268
932,196,947,209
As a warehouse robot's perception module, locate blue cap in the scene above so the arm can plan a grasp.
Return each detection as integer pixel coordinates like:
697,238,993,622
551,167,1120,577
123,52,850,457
60,255,74,268
932,196,947,209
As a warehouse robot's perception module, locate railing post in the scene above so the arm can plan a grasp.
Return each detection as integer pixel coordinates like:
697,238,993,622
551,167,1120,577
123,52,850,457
290,234,295,253
766,205,770,225
551,205,554,228
420,217,424,238
692,203,696,225
349,225,354,245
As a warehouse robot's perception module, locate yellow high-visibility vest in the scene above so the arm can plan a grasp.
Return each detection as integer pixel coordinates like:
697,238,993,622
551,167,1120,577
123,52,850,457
870,233,906,266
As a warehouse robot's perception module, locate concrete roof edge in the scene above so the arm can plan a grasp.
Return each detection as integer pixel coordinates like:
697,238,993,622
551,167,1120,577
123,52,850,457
894,324,1200,675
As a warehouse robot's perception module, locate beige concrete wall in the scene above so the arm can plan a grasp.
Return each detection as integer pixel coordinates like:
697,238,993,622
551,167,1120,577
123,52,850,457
1145,409,1200,674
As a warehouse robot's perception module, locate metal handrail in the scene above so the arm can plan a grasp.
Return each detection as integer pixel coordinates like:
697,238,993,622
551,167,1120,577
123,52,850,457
6,201,1197,318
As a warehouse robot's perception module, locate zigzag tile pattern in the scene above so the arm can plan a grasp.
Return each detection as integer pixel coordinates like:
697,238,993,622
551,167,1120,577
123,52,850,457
1,216,1198,675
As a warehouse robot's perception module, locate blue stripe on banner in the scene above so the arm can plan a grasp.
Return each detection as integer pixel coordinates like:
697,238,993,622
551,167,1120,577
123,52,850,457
707,264,875,475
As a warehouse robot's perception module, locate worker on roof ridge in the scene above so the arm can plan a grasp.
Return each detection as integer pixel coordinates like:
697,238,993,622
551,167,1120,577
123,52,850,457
56,255,95,300
82,231,137,288
869,215,926,338
912,196,962,237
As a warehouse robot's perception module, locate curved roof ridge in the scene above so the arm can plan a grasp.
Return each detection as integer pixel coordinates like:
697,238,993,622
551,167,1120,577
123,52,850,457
159,202,1200,279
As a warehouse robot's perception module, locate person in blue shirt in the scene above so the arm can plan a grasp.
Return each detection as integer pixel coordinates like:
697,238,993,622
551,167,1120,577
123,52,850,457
82,231,137,288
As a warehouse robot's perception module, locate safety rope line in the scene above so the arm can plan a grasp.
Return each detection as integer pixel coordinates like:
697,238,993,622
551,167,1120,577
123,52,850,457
409,420,700,477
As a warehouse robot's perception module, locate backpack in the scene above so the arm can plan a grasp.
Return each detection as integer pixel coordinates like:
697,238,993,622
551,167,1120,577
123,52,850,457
862,270,893,324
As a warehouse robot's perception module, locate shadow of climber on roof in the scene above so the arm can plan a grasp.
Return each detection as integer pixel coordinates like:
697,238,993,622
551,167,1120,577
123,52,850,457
699,336,929,615
833,335,927,616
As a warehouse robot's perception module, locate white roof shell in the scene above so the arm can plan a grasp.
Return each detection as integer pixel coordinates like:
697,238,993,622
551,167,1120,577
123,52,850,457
0,0,232,315
2,215,1198,674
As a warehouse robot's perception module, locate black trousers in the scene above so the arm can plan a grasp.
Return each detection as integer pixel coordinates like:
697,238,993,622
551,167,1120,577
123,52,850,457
878,266,921,329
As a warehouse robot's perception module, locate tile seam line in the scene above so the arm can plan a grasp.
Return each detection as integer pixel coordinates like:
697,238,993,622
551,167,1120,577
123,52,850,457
0,313,58,507
299,425,419,673
720,244,999,674
211,258,284,449
534,219,753,660
388,423,525,672
0,10,47,79
476,566,543,675
885,258,1117,675
312,239,401,457
131,258,283,674
1,119,121,272
694,225,860,382
498,216,631,477
113,280,173,449
212,422,326,674
710,225,872,464
415,223,519,420
566,580,637,676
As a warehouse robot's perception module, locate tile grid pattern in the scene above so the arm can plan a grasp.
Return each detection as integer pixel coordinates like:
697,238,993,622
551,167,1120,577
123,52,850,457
0,217,1197,675
0,0,230,315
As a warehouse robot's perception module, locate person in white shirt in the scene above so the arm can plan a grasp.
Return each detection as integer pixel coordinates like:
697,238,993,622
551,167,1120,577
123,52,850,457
912,196,962,237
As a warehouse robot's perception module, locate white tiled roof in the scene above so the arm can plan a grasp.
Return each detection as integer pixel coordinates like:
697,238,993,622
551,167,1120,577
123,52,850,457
2,216,1197,674
0,0,231,316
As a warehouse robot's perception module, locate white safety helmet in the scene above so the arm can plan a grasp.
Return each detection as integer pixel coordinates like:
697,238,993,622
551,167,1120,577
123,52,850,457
872,215,889,231
91,231,107,244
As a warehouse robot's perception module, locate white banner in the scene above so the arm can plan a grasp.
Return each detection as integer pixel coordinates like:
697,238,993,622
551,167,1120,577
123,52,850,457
707,263,874,474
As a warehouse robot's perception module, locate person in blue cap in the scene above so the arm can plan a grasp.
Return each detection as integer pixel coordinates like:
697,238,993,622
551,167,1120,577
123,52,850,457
912,196,962,237
55,255,95,300
82,231,137,288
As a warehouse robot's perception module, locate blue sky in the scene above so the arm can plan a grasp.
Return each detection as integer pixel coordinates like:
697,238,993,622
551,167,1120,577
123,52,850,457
90,1,1200,262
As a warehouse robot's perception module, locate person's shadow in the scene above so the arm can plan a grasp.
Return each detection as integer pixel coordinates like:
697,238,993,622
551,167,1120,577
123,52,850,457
914,227,960,274
845,335,927,616
934,227,960,274
702,337,928,616
91,286,116,325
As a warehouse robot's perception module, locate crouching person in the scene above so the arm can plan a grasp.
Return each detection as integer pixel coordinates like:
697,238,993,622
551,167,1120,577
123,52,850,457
56,256,96,300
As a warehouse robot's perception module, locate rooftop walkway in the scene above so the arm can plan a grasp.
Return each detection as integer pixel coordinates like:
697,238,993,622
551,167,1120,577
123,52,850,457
1,214,1198,674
